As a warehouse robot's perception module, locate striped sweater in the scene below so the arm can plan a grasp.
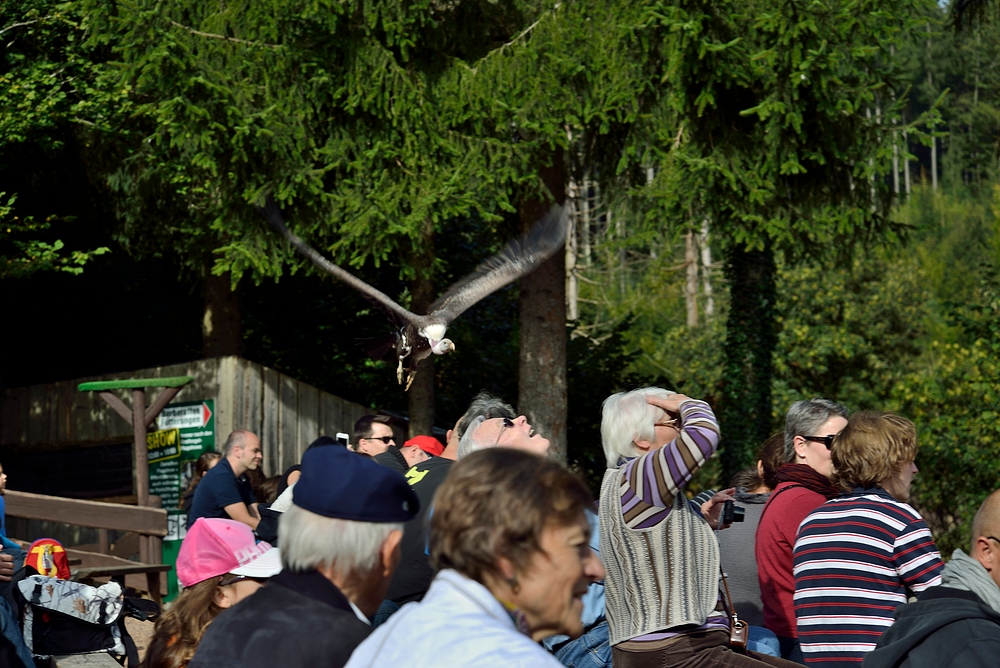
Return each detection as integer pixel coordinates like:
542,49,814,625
792,488,943,667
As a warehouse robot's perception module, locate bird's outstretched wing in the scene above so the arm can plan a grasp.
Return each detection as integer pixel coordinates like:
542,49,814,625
429,205,568,323
260,197,420,327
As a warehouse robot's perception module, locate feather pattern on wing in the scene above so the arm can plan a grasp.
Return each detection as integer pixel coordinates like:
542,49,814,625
427,204,568,323
260,197,420,327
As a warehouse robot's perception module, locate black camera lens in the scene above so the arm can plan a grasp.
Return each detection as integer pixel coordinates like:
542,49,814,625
722,499,746,524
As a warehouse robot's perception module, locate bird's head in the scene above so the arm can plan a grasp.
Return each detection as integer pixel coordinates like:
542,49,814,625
431,338,456,355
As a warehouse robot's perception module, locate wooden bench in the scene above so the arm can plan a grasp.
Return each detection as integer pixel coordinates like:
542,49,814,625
73,564,173,605
50,653,123,668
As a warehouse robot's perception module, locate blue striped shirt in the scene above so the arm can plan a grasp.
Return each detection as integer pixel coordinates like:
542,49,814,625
793,488,943,667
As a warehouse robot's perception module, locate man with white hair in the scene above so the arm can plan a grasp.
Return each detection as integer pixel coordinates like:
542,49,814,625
188,444,419,668
457,413,551,457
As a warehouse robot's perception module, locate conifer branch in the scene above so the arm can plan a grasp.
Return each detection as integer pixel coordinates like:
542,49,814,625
168,20,282,49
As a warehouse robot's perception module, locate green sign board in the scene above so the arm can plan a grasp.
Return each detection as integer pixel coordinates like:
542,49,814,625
152,399,215,601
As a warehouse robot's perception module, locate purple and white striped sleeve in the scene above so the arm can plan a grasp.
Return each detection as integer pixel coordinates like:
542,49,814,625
622,399,720,514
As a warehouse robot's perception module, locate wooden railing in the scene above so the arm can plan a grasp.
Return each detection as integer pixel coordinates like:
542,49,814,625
5,490,168,538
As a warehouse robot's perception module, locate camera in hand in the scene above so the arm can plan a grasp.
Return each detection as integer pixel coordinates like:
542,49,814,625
722,499,745,524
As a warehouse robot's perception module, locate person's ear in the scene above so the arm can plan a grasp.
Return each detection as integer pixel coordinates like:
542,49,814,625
793,435,808,460
380,529,403,577
757,460,765,479
214,584,236,609
633,438,653,453
975,536,995,571
496,555,517,582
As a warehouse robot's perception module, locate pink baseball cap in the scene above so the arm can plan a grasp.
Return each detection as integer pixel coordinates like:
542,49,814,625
177,518,282,587
405,435,445,457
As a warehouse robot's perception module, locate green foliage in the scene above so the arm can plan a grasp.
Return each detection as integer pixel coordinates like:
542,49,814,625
1,2,115,278
891,336,1000,555
772,252,930,415
0,191,108,279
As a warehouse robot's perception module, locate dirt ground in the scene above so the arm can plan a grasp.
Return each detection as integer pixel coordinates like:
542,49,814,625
124,616,155,661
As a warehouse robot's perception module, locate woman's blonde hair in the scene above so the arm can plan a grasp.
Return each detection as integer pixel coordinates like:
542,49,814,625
831,412,917,492
141,578,224,668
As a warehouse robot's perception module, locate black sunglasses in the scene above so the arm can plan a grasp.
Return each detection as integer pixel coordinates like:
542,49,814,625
365,436,394,444
803,434,836,449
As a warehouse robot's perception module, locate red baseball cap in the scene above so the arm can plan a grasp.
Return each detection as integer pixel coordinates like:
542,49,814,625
405,435,445,457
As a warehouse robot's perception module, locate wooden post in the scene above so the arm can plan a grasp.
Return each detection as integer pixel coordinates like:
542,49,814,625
133,389,150,564
78,376,191,566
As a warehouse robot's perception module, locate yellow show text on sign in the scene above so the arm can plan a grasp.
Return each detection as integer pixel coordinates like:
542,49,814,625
147,428,182,463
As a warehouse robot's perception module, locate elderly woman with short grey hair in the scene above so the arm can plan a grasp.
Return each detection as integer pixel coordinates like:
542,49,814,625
599,388,800,668
755,398,849,662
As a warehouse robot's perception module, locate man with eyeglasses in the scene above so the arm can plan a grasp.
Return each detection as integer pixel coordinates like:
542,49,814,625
354,414,396,456
865,488,1000,668
793,412,942,667
756,398,849,662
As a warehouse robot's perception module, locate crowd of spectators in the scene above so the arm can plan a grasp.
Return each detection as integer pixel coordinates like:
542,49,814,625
0,388,998,668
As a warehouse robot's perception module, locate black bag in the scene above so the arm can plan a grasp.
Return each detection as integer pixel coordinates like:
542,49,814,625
255,503,282,545
15,575,147,666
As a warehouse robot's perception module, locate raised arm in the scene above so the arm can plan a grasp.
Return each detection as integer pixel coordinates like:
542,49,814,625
623,397,721,512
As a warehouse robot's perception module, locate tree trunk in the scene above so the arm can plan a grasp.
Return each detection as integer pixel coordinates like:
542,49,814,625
685,230,698,328
202,271,242,358
718,244,777,481
699,218,714,319
566,177,579,322
407,219,436,437
903,126,911,195
519,158,568,463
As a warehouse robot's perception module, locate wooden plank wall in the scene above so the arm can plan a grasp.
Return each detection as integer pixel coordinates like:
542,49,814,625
0,356,369,476
220,357,367,476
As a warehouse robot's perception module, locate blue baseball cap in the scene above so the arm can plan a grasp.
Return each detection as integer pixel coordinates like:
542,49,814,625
294,442,419,522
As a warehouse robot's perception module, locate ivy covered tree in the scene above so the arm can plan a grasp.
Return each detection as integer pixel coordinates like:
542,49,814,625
616,0,932,476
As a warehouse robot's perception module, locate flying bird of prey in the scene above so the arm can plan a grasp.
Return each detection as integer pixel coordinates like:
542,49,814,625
261,198,568,390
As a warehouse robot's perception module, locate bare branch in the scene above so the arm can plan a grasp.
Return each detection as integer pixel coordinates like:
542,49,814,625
168,20,282,49
0,18,45,38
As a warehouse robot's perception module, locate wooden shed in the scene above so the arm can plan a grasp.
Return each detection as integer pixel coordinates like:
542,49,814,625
0,355,370,489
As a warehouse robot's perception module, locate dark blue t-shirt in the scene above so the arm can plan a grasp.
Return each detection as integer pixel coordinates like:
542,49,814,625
187,457,256,529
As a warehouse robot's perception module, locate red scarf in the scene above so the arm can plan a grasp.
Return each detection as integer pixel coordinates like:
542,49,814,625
774,463,840,500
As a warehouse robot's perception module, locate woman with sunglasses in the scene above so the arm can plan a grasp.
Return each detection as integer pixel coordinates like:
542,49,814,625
142,518,281,668
755,398,849,663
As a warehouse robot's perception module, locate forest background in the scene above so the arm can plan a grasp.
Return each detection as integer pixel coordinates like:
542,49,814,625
2,0,999,555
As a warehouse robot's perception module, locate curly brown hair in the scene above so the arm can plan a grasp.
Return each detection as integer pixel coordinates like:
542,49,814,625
430,448,592,586
141,578,224,668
